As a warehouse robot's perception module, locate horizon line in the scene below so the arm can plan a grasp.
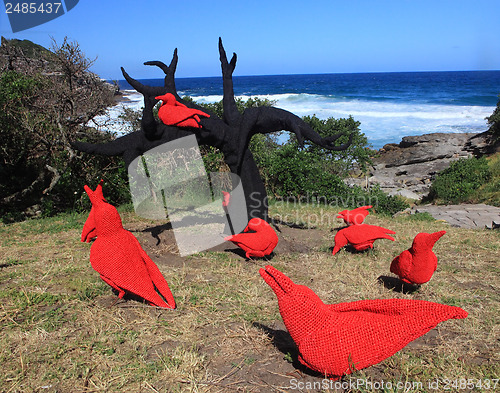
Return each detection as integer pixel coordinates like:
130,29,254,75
110,68,500,82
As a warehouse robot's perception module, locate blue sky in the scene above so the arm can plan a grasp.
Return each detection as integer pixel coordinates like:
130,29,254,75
1,0,499,80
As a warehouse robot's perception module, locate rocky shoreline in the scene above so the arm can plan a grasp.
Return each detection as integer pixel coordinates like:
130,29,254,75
346,131,498,200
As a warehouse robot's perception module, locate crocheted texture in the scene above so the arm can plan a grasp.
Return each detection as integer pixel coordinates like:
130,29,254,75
337,205,372,225
391,231,446,285
83,184,176,308
155,93,210,128
225,217,278,258
81,179,105,243
332,224,396,255
260,265,467,379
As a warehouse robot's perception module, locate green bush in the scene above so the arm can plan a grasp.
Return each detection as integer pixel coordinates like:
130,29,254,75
428,157,491,204
0,39,122,222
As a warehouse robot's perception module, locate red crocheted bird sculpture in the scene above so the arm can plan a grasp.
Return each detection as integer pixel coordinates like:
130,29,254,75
332,224,396,255
337,205,372,225
260,265,467,379
390,231,446,285
83,183,176,308
225,217,278,259
155,93,210,128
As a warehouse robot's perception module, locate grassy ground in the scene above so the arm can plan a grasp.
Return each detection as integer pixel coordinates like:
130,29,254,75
0,202,498,392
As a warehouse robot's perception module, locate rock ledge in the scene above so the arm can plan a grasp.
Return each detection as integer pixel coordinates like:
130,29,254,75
346,131,497,199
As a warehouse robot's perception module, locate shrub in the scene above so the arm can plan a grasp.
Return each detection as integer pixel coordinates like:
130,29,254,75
0,38,121,221
428,157,491,204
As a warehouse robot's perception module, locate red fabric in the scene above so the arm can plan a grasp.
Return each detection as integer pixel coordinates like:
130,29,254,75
260,265,467,379
332,224,395,255
390,231,446,285
83,184,176,308
225,217,278,258
155,93,210,128
337,205,372,225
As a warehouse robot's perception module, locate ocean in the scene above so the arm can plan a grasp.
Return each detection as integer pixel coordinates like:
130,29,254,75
111,70,500,149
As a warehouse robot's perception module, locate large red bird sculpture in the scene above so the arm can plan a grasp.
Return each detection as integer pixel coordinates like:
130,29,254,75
155,93,210,128
390,231,446,285
225,217,278,259
260,265,467,379
83,183,176,308
332,224,396,255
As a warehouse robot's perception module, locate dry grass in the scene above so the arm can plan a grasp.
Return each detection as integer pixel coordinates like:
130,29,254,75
0,203,498,392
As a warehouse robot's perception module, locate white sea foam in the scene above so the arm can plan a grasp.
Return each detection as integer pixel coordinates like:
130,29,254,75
89,90,494,149
86,90,144,135
217,93,494,148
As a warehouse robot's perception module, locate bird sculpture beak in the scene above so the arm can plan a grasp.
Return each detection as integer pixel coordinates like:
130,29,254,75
154,93,173,103
84,180,106,207
336,211,346,218
260,265,295,297
84,185,101,207
428,230,446,247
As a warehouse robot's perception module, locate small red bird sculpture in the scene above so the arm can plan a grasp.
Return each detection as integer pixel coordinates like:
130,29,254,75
260,265,467,379
332,224,396,255
83,183,176,308
225,217,278,259
155,93,210,128
390,231,446,285
337,205,372,225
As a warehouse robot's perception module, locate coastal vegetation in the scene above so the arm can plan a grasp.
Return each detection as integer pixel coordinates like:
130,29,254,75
427,153,500,206
0,37,128,222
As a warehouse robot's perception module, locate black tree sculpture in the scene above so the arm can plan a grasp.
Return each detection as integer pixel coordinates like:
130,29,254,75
72,39,353,222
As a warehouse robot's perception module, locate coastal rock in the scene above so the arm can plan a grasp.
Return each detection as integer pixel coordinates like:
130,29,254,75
346,131,494,199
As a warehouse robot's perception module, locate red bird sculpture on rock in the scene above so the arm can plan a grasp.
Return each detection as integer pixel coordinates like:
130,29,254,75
83,183,176,308
332,224,396,255
390,231,446,285
260,265,467,379
155,93,210,128
225,218,278,259
337,205,372,225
